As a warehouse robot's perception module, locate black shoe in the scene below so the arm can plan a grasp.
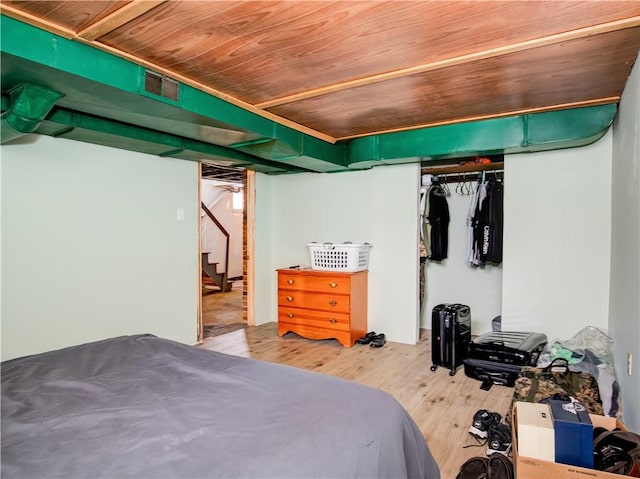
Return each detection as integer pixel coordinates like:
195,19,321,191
469,410,501,439
456,456,488,479
486,423,512,457
488,453,514,479
369,334,386,348
356,331,377,345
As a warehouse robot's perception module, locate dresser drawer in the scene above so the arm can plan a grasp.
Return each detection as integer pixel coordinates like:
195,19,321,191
278,290,350,313
278,307,349,332
278,273,350,294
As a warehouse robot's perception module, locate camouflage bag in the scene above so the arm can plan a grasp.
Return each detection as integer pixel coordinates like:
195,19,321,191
506,358,603,425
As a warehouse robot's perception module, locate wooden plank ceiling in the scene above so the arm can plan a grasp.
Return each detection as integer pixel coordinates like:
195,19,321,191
2,0,639,142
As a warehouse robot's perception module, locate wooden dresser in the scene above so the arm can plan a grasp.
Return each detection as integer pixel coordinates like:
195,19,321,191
276,268,368,347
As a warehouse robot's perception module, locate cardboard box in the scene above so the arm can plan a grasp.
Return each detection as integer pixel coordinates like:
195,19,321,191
516,402,555,461
513,403,626,479
548,399,594,469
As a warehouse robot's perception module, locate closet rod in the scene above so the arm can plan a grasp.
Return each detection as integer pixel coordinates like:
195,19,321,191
421,161,504,176
431,170,503,184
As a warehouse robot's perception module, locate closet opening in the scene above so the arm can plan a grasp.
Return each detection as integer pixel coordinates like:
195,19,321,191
419,155,504,337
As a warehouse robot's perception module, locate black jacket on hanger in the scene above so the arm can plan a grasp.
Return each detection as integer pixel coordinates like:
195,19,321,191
475,178,503,264
427,187,450,261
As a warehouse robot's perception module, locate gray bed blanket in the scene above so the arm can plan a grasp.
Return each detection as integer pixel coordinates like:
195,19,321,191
2,334,440,479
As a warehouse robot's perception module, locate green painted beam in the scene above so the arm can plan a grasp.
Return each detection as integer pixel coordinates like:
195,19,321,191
346,104,616,168
0,14,346,171
40,107,315,174
230,133,348,172
1,83,63,143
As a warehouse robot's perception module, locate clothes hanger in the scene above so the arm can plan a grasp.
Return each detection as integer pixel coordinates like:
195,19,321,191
456,175,466,196
464,174,474,196
431,179,450,197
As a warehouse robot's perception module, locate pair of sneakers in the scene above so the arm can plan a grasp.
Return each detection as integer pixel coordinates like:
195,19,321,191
468,409,512,457
355,331,386,348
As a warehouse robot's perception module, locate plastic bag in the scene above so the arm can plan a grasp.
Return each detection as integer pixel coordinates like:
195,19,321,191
538,326,621,417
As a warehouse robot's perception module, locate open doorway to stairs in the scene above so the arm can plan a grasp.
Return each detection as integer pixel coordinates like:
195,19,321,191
199,164,254,341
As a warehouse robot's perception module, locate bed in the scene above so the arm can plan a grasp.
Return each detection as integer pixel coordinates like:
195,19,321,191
1,334,440,478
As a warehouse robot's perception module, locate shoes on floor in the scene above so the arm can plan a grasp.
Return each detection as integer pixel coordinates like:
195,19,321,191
356,331,377,344
356,332,386,347
486,423,512,457
456,454,514,479
487,453,514,478
460,410,513,478
456,456,488,479
369,333,386,348
469,410,502,439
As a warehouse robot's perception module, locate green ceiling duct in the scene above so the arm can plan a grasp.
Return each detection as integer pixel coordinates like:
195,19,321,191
1,83,64,144
347,104,617,169
0,14,619,174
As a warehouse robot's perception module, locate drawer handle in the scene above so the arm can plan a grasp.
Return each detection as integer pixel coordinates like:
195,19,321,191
287,312,295,318
286,296,294,302
329,318,337,324
287,279,295,285
329,282,338,288
329,300,337,307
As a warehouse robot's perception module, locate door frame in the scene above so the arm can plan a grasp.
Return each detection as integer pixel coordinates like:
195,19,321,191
245,170,256,327
197,166,255,343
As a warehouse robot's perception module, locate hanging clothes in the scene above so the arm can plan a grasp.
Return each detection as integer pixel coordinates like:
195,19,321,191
418,182,430,313
481,178,504,264
468,176,503,266
418,175,434,313
427,185,450,261
467,179,486,265
419,183,431,259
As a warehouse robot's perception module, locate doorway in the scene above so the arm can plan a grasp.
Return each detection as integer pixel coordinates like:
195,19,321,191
198,164,254,341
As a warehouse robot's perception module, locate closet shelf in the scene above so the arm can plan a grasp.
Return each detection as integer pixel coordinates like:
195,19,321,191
421,161,504,176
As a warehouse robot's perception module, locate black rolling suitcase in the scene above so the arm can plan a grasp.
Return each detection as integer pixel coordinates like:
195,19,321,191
430,303,471,376
463,331,547,388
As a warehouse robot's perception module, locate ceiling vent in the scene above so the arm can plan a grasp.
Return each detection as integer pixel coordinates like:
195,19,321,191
144,71,179,102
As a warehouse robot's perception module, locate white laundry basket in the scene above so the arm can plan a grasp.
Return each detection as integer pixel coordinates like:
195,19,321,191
306,242,372,272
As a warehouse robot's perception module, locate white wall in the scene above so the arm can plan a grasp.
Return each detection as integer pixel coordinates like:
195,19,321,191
1,135,200,360
610,54,640,433
253,172,274,326
256,139,617,347
421,183,503,335
501,131,613,340
254,163,422,344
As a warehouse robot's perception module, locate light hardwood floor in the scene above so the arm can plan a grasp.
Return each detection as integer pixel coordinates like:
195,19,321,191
201,281,244,327
200,323,514,479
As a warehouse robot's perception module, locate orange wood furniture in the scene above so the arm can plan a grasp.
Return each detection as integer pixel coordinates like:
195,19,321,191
277,268,368,347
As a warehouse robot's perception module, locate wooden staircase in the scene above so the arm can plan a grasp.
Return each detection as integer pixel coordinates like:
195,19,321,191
202,253,233,293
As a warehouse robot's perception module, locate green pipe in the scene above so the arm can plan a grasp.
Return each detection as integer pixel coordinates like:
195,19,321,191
1,84,64,143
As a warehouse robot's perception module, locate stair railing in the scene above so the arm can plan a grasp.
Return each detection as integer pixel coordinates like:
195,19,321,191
201,201,230,291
